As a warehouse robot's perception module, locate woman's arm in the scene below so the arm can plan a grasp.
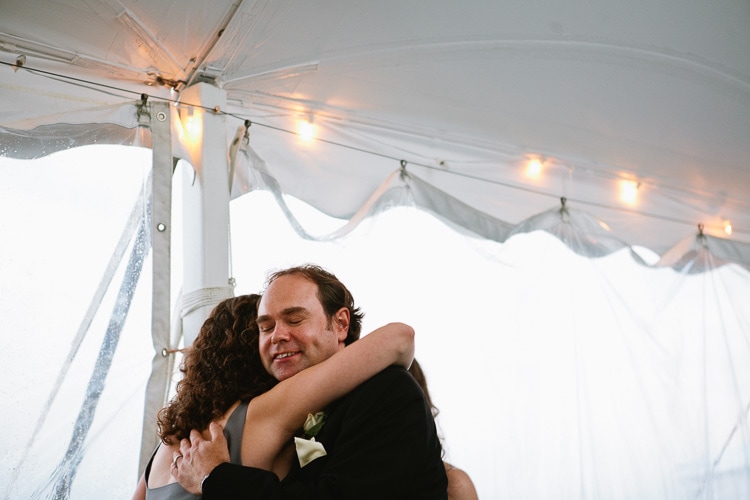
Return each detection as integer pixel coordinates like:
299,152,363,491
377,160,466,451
131,474,146,500
241,322,415,469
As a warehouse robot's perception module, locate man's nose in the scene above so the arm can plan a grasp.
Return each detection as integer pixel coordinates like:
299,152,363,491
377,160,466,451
271,324,290,344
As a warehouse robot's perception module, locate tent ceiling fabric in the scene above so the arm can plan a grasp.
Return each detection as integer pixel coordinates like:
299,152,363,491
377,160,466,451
2,0,750,256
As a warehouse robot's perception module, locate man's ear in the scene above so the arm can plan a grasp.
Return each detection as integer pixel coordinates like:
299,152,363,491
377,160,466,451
334,307,350,342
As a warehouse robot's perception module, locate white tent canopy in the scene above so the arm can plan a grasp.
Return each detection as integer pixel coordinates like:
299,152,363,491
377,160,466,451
2,0,750,254
1,1,749,498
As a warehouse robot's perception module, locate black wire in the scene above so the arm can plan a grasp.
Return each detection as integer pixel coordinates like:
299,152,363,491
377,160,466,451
1,60,141,99
1,60,747,236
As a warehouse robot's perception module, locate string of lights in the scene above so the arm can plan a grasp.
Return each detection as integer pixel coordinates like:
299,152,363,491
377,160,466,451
1,59,746,238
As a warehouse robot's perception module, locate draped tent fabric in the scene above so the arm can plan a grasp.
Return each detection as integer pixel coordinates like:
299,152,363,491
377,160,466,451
8,106,750,269
1,1,750,498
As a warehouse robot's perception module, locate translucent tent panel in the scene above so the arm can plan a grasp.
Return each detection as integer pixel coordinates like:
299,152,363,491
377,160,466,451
2,145,749,498
228,191,750,499
0,146,157,498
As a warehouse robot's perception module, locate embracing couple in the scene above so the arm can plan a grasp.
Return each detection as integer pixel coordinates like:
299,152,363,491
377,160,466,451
133,264,448,499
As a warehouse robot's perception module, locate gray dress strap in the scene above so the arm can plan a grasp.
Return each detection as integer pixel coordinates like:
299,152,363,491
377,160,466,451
145,402,250,499
223,401,249,464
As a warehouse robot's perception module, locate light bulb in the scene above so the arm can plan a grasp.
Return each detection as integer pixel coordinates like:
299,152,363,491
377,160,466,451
185,114,201,143
619,180,639,205
525,158,543,179
179,106,202,145
298,117,316,142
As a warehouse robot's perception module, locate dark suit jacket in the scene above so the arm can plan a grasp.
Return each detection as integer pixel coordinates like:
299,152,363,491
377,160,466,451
202,365,448,499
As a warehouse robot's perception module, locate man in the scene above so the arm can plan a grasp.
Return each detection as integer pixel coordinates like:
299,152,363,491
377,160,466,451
173,264,447,498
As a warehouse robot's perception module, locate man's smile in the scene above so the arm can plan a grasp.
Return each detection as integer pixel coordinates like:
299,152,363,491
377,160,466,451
274,351,300,360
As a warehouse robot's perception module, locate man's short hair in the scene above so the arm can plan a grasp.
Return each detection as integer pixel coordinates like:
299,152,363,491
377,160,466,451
265,264,364,344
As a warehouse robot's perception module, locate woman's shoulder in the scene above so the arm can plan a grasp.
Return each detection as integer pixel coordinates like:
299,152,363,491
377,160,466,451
444,462,479,500
145,442,182,490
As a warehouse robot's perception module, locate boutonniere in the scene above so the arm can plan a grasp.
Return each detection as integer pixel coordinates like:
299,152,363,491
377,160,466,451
302,411,326,439
294,412,327,467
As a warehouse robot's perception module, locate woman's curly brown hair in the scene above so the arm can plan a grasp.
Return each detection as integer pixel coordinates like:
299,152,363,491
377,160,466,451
157,294,277,443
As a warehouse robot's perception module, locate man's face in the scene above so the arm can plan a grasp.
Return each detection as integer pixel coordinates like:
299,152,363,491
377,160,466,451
257,273,348,381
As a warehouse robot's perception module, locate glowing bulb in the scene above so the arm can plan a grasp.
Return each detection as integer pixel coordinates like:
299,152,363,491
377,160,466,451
526,158,543,179
619,180,639,205
724,221,733,235
185,116,201,143
181,106,202,144
298,117,316,141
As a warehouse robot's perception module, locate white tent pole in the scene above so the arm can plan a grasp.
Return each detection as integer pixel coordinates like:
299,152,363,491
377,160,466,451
179,82,233,346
